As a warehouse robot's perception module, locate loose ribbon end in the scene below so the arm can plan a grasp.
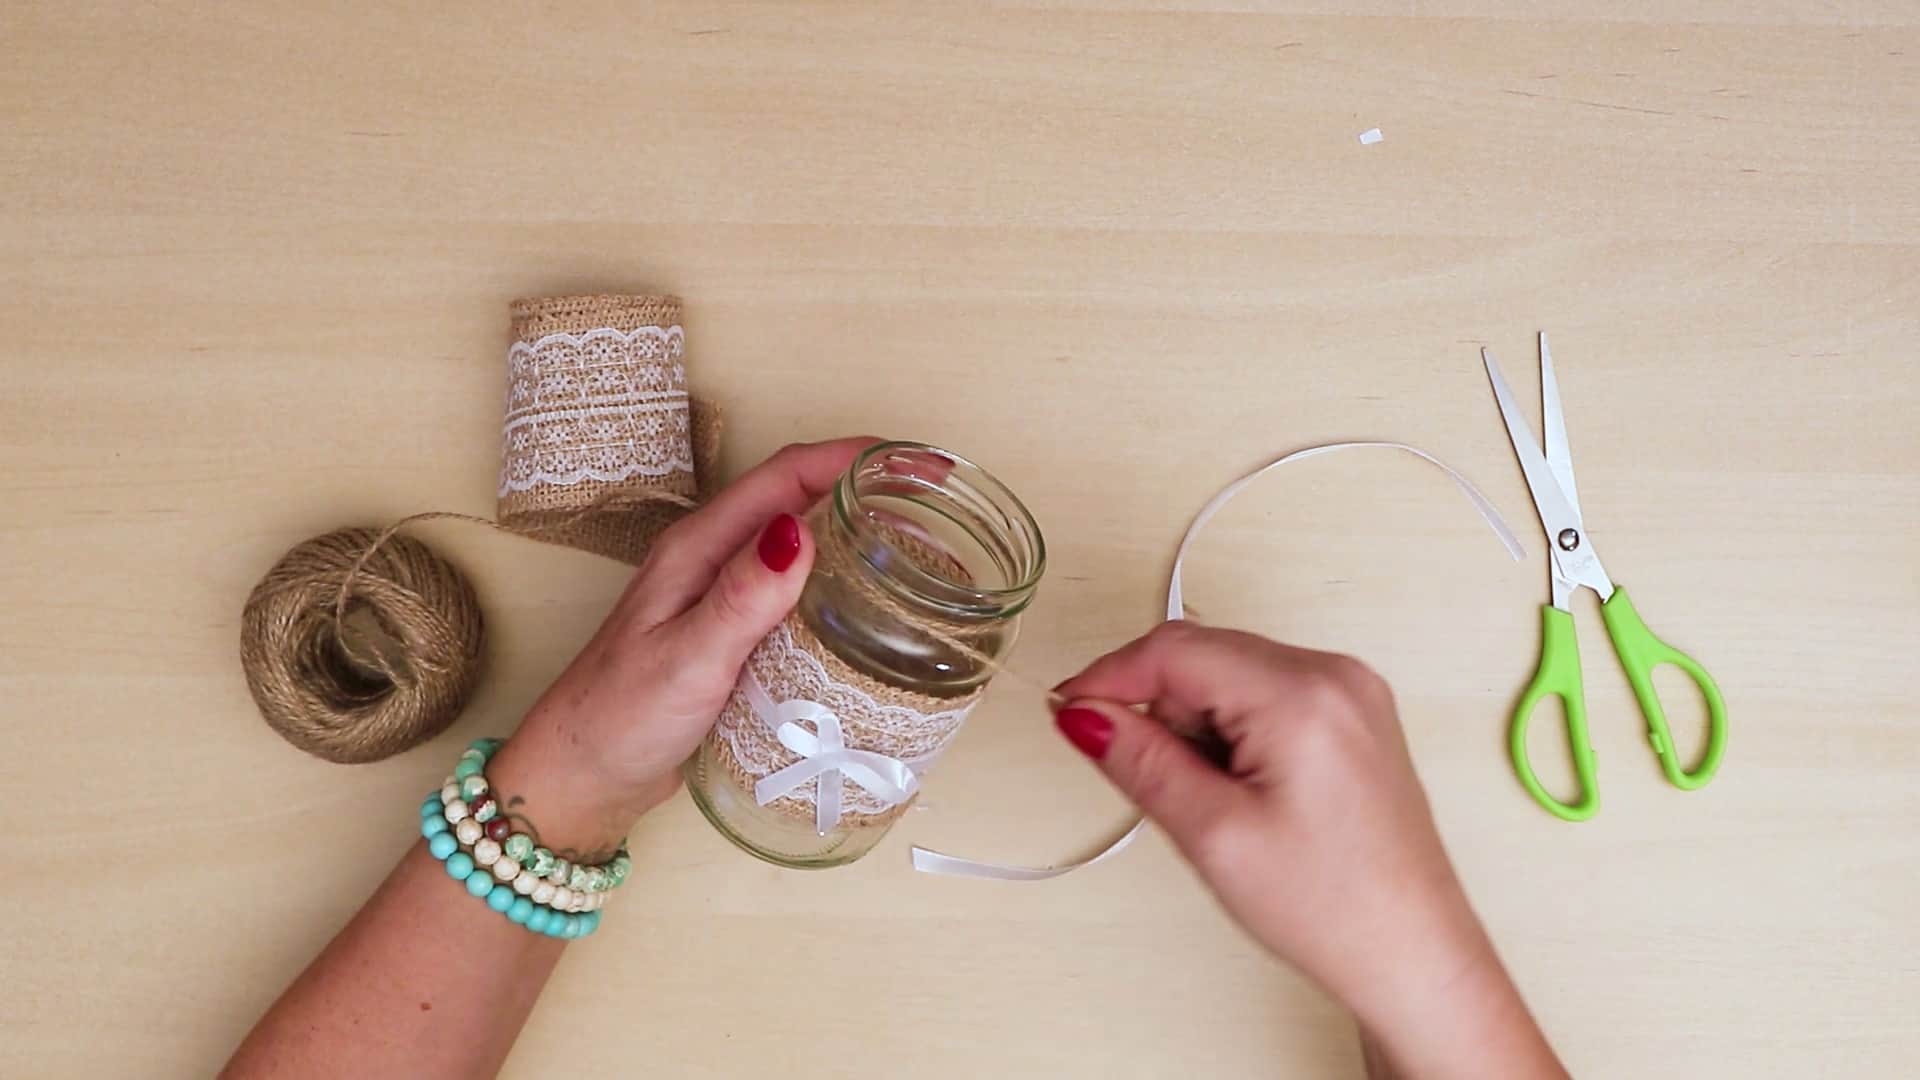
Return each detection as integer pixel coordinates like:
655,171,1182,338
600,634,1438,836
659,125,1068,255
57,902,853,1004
909,819,1147,881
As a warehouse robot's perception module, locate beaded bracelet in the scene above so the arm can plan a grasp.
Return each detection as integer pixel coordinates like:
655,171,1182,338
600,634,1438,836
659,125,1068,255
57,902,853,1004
417,738,632,938
434,739,632,908
419,792,596,938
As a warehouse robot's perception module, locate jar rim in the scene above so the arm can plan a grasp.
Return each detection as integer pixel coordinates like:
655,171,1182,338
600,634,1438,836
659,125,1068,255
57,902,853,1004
831,440,1046,614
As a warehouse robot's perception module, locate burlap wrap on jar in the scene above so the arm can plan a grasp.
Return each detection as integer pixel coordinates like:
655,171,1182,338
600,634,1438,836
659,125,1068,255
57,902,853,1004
705,512,1001,829
708,612,985,827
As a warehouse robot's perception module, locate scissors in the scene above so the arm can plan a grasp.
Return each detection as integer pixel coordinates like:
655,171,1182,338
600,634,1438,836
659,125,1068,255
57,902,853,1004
1483,333,1728,821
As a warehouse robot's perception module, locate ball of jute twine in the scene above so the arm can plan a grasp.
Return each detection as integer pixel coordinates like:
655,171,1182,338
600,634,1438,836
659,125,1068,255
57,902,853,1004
239,494,698,765
240,521,485,765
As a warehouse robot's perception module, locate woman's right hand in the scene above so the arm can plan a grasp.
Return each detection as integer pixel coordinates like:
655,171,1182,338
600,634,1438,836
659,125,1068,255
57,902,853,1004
1053,622,1566,1080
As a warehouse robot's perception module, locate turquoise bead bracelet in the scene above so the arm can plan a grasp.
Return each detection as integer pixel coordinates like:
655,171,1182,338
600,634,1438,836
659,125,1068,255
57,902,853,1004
417,737,619,940
431,739,633,902
422,787,600,939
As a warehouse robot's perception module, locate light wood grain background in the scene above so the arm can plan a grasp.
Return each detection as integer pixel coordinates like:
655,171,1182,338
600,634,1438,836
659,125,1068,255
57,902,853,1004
3,3,1915,1077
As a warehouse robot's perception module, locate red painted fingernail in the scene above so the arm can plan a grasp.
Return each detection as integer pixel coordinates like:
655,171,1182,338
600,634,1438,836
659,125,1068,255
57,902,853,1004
757,514,802,572
1055,707,1113,760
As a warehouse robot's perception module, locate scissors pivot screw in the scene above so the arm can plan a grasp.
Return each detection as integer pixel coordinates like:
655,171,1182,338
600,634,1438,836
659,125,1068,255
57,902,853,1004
1557,528,1581,552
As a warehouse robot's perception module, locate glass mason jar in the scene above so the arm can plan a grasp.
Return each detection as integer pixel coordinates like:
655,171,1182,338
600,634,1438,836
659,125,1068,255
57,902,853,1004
684,441,1046,868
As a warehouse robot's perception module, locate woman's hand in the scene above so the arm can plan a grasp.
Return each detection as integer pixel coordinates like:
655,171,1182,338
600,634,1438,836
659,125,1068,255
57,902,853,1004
480,437,876,859
1053,622,1565,1080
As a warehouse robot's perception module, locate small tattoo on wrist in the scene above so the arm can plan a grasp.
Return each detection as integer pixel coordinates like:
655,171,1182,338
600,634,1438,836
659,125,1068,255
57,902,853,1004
496,794,623,864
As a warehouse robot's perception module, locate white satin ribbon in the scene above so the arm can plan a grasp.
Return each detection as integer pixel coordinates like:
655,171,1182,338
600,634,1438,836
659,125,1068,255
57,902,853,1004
910,819,1146,880
909,440,1522,880
742,670,921,836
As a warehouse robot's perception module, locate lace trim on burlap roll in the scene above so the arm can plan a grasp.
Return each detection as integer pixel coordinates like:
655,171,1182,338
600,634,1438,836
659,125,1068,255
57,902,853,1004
710,613,982,826
494,295,719,566
499,325,692,493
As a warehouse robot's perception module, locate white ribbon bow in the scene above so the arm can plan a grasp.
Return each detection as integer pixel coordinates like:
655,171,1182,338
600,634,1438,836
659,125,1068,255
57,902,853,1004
742,670,921,835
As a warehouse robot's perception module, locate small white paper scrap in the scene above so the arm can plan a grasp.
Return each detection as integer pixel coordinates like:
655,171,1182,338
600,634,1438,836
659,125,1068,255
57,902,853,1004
1358,127,1384,145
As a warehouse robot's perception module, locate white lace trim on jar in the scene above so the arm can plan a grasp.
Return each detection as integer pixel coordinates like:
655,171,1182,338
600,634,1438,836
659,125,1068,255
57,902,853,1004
717,619,974,816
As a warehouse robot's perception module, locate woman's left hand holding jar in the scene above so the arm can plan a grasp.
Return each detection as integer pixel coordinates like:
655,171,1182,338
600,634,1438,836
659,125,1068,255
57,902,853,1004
483,436,881,859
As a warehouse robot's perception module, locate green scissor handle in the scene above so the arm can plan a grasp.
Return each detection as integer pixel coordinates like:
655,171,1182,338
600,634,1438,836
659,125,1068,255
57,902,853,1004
1598,587,1728,791
1510,605,1600,822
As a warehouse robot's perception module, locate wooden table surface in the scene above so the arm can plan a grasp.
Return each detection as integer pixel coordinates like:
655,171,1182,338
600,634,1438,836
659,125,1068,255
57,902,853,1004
4,4,1915,1077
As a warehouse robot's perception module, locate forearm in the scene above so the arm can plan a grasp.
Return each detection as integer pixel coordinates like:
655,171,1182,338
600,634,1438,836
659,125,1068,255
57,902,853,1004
224,733,645,1078
222,844,566,1079
1357,984,1563,1080
1348,900,1566,1080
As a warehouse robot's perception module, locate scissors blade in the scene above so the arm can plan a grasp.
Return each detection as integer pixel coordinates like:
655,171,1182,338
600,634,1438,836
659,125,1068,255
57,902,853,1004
1484,347,1582,537
1483,346,1613,601
1550,567,1577,611
1539,332,1581,518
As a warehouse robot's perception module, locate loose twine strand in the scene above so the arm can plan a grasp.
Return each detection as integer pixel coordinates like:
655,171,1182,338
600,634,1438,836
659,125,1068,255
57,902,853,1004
799,509,1065,708
803,562,1067,709
241,488,1058,766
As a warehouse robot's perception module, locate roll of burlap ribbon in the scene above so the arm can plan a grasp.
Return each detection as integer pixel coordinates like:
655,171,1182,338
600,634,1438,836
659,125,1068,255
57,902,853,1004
496,294,720,563
241,295,719,764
